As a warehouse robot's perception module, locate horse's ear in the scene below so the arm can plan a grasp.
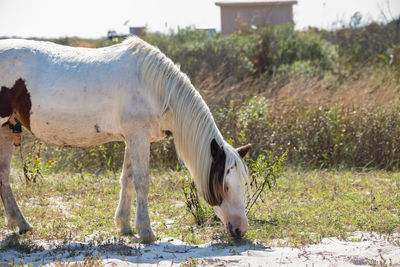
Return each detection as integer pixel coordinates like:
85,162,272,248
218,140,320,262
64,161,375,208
237,144,252,158
211,138,224,162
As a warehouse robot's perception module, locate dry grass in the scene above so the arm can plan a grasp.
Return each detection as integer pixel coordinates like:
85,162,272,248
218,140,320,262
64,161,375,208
68,40,97,48
198,65,400,110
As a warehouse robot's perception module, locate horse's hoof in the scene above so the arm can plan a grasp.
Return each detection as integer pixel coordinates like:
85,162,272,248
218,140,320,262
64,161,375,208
19,229,29,235
138,229,156,243
140,234,156,244
18,224,33,235
120,228,134,236
115,217,132,234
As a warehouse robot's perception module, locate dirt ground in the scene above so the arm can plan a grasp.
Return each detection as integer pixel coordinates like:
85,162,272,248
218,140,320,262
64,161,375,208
1,231,399,266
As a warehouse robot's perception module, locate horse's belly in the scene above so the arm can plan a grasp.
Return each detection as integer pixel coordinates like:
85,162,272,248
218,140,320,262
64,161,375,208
33,130,122,147
30,113,124,147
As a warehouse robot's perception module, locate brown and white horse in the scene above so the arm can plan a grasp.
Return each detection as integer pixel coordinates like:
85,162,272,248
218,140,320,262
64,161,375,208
0,37,251,241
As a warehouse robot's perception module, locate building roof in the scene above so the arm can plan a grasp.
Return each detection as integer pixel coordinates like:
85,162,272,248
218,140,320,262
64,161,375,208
215,0,297,7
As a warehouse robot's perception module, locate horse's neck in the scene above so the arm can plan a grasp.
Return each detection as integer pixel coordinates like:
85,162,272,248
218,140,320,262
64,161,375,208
134,37,221,192
163,80,222,193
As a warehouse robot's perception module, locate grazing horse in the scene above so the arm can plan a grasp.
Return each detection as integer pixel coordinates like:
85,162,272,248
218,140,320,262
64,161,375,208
0,37,251,241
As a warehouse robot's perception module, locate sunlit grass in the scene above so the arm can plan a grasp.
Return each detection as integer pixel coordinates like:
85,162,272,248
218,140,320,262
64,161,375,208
1,168,399,249
246,169,400,246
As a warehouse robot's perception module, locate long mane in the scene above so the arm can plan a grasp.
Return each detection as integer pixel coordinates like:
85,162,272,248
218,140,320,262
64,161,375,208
123,37,248,203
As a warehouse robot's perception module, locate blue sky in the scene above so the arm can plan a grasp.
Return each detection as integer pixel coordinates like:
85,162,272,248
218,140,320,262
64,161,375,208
0,0,399,38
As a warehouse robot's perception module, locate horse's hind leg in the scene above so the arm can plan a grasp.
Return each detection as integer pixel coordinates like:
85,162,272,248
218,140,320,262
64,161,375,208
115,144,134,234
0,125,32,233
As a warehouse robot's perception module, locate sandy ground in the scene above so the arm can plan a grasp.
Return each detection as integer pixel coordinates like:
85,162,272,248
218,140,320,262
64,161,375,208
1,232,399,266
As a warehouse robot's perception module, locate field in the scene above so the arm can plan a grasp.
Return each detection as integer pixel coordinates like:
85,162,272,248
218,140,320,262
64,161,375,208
1,19,400,266
1,168,399,266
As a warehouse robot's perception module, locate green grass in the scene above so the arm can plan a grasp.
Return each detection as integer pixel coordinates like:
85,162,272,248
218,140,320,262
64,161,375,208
1,168,399,248
246,169,400,246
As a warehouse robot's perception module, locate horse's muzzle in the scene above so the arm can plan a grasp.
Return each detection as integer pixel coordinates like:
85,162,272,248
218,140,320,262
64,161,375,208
227,222,245,239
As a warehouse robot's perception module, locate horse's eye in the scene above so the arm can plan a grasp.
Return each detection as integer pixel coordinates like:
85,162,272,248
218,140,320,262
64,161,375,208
224,185,229,192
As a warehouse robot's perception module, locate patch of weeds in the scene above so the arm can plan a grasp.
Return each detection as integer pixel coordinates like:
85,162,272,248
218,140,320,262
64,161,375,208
0,233,44,253
22,140,57,183
96,236,140,256
5,260,34,267
54,256,104,266
182,176,213,225
211,231,231,246
246,150,287,213
368,254,393,267
211,230,253,247
180,257,206,267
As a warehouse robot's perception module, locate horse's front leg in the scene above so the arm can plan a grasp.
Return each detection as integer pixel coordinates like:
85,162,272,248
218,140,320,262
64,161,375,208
0,126,32,234
115,130,155,242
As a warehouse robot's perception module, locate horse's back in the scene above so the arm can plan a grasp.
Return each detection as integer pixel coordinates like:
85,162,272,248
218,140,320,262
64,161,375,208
0,39,157,147
0,39,132,86
0,39,38,84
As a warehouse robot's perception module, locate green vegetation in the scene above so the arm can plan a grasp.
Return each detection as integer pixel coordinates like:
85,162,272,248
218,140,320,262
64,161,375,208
16,96,400,175
1,168,399,248
215,98,400,170
144,24,339,82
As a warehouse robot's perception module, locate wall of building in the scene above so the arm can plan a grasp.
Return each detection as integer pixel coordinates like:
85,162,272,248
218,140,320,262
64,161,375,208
220,4,294,34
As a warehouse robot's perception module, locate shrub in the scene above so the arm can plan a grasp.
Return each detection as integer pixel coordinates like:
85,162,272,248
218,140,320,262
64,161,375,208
144,25,338,82
318,18,400,69
246,149,287,213
214,96,400,170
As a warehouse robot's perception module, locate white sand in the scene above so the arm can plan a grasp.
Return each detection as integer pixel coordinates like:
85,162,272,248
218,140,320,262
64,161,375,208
1,232,399,266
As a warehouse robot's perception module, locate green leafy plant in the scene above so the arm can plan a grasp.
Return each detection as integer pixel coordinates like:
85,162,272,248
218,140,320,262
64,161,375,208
22,141,57,183
182,176,212,226
246,150,287,213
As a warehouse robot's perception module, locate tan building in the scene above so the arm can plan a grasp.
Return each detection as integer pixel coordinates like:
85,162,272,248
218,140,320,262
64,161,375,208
215,0,297,34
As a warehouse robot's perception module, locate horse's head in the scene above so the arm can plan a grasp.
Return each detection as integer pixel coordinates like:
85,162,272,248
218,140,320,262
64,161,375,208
207,139,251,238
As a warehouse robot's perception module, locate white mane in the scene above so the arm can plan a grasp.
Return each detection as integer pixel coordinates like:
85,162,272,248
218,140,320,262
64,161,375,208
123,37,248,202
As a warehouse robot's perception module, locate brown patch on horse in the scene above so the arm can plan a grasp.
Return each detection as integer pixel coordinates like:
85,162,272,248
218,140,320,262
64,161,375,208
0,79,32,130
208,139,226,206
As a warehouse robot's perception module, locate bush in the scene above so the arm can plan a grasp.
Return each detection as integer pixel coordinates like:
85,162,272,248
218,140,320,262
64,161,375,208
317,18,400,69
214,96,400,170
144,25,338,82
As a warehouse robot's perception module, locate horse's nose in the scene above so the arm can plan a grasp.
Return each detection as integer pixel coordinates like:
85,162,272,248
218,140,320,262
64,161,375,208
227,220,248,239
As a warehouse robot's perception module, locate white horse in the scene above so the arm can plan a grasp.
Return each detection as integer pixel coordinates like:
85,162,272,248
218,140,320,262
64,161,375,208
0,37,251,241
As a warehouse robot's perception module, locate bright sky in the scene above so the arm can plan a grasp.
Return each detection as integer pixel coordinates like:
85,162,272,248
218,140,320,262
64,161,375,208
0,0,399,38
